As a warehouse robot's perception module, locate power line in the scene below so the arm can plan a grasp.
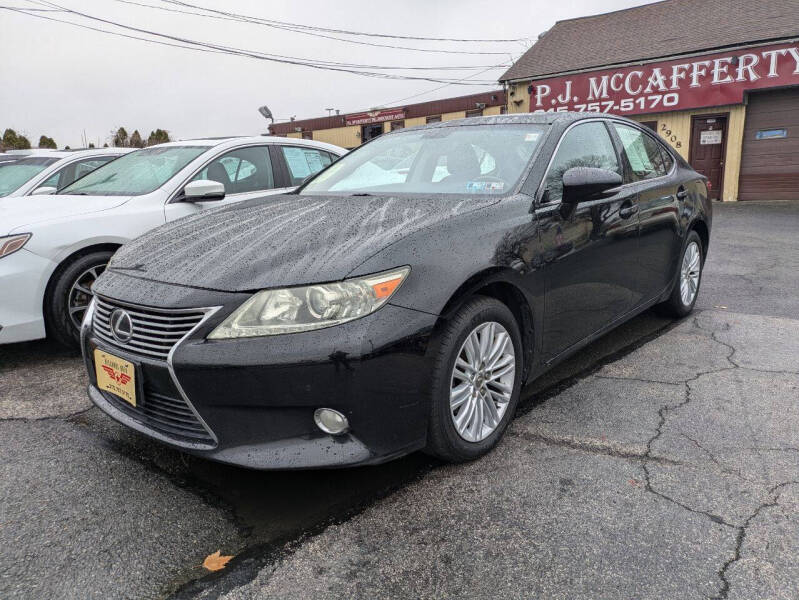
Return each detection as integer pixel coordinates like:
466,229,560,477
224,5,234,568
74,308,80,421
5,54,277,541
26,0,507,72
109,0,519,56
162,0,528,43
2,6,229,54
380,65,505,108
8,3,505,85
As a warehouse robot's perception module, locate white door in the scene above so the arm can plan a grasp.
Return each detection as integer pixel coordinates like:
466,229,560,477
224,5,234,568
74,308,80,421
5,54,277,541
164,145,291,221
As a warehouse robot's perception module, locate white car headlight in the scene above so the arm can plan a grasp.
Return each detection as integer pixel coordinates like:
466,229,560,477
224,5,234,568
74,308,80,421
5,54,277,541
0,233,32,259
208,267,410,339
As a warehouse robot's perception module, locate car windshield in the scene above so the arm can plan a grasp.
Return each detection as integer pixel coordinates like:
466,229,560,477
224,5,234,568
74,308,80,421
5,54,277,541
0,157,59,197
302,123,547,196
59,146,207,196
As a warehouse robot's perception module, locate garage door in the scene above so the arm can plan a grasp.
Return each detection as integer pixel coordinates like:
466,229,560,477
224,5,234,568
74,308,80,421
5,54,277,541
739,87,799,201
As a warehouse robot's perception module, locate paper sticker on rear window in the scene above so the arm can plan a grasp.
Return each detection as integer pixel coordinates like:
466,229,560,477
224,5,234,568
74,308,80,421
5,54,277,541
466,181,504,193
525,132,540,142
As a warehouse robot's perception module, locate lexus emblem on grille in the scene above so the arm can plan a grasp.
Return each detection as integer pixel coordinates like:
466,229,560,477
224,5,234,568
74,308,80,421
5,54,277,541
109,309,133,343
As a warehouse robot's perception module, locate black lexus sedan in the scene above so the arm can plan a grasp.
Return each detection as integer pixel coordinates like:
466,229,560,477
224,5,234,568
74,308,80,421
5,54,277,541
81,113,711,469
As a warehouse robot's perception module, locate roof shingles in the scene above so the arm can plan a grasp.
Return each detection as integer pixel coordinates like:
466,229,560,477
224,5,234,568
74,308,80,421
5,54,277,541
501,0,799,81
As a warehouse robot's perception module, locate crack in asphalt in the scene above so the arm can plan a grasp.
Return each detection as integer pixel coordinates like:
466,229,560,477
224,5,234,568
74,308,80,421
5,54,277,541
710,481,799,600
679,432,756,484
594,373,685,386
0,406,93,422
509,429,681,465
619,316,798,600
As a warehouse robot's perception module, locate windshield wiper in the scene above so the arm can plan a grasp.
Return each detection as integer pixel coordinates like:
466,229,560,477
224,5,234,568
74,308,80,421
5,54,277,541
349,192,374,197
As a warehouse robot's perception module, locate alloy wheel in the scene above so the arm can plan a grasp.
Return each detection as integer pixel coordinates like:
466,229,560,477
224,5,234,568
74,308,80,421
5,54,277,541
449,321,516,443
67,264,106,331
680,241,701,306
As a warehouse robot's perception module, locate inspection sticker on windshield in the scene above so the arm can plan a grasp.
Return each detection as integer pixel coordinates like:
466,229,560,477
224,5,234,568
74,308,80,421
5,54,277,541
525,132,541,142
466,181,504,193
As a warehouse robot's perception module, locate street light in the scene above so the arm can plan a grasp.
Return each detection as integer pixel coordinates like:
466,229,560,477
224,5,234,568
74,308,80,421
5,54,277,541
258,105,274,124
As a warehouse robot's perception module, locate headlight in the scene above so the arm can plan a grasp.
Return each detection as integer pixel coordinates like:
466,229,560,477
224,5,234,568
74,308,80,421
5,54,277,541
208,266,410,339
0,233,32,259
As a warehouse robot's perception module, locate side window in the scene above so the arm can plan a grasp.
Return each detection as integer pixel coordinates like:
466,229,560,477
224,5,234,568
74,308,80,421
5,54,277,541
544,122,620,204
613,124,669,181
192,146,274,194
281,146,334,186
39,171,61,189
36,157,114,191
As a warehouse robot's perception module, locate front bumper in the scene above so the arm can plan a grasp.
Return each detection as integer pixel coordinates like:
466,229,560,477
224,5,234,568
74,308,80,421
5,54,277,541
0,248,55,344
82,292,439,469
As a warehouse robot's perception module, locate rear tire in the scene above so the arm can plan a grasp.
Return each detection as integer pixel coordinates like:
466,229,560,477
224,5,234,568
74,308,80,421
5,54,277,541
425,296,523,463
45,250,113,349
656,230,703,318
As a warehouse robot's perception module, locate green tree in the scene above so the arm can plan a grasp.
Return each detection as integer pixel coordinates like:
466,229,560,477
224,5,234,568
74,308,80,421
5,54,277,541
129,130,144,148
64,145,70,150
147,128,170,146
88,142,95,148
38,135,57,149
15,135,31,150
2,128,19,150
103,143,108,148
112,127,129,147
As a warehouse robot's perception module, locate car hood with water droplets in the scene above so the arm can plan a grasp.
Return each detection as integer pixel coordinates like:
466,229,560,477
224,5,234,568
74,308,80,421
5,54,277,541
105,193,497,292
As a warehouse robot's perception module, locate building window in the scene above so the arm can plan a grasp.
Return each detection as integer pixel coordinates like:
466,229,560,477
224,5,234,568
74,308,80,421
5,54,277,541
426,115,442,124
301,131,313,140
755,128,788,140
640,121,658,132
465,109,483,118
390,120,405,131
361,124,383,143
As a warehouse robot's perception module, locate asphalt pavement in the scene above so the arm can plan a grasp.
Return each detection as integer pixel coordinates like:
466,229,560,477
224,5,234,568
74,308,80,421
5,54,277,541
0,200,797,599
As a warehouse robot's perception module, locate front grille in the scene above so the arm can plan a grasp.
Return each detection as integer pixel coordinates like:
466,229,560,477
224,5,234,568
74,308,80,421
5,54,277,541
100,388,215,445
93,296,206,360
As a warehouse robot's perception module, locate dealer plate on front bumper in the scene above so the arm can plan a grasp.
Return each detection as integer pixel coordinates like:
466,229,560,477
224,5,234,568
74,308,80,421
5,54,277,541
94,349,137,407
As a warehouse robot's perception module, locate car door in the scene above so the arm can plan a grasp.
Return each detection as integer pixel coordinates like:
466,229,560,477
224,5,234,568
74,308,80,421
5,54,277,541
610,122,682,305
535,120,640,360
165,145,288,221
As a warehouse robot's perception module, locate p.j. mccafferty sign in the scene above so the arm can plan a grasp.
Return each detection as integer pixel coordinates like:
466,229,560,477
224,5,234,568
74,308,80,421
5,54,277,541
345,108,406,126
529,42,799,116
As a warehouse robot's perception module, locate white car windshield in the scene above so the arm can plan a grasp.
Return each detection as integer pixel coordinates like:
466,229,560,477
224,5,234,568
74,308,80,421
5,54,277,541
59,146,207,196
0,157,59,197
302,124,547,196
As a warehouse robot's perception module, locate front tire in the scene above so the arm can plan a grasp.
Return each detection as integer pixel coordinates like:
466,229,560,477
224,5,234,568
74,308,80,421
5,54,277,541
45,251,113,349
656,230,703,318
425,296,523,462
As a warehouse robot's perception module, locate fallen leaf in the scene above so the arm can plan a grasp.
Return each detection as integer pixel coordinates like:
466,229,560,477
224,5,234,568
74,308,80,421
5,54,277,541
203,550,233,572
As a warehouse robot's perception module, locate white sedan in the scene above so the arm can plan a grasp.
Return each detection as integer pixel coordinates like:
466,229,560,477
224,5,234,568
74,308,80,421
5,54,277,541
0,136,345,347
0,147,131,198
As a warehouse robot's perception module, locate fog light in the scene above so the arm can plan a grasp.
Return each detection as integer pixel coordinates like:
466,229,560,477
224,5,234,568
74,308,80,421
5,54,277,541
314,408,349,435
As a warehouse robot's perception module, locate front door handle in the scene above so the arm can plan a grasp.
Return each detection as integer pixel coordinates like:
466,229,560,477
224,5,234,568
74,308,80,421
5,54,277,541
619,203,639,219
676,187,688,200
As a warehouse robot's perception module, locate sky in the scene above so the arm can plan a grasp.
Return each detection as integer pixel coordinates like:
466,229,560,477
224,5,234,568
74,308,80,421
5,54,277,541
1,0,652,148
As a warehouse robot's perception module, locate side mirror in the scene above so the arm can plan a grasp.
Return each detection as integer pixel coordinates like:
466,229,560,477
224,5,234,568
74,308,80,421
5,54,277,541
31,186,57,196
561,167,622,205
182,180,225,202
